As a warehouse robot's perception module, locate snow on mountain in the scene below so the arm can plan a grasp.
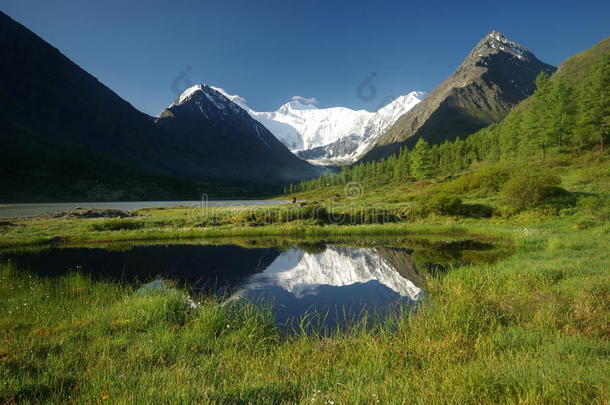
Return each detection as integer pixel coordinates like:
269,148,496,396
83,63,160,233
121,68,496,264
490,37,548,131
211,87,426,165
170,84,244,115
157,84,321,183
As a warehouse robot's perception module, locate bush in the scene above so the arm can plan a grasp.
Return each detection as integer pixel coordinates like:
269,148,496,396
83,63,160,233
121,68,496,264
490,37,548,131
441,164,514,196
394,201,430,221
468,164,515,193
428,193,465,216
89,219,144,231
501,171,561,210
578,196,610,221
462,203,494,218
297,204,328,222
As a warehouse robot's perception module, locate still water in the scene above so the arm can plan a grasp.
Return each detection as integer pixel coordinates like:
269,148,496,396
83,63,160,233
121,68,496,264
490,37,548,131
1,238,504,332
0,200,287,218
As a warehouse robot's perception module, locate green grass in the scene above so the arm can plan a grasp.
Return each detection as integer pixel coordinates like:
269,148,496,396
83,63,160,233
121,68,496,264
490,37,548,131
1,150,609,403
1,218,609,403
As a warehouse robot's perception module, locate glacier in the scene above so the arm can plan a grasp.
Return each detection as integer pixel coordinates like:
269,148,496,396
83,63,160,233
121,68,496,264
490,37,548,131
210,86,426,165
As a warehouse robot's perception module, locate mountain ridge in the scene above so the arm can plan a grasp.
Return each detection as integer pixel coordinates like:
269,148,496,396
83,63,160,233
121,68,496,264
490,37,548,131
361,30,556,162
156,84,321,183
210,87,425,165
0,12,319,200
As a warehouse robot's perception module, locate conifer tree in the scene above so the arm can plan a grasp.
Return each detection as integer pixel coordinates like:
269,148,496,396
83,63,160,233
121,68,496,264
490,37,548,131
529,72,552,158
548,76,576,147
578,54,610,150
411,138,434,180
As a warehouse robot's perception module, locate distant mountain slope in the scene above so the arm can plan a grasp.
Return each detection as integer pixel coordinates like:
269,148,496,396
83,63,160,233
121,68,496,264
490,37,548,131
553,36,610,84
361,31,556,162
0,11,205,175
0,11,317,201
467,35,610,152
156,85,320,184
213,87,425,165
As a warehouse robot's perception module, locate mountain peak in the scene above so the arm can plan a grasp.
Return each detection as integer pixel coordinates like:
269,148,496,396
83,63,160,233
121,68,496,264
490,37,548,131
169,83,247,116
210,86,250,110
279,96,319,112
361,30,556,162
175,84,207,104
473,30,532,62
487,30,508,42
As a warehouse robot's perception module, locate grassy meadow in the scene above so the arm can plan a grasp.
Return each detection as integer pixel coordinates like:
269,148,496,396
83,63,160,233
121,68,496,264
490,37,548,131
1,150,609,403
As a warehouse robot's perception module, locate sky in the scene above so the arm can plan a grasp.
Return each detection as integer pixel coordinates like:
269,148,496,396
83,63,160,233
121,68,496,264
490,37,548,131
2,0,609,115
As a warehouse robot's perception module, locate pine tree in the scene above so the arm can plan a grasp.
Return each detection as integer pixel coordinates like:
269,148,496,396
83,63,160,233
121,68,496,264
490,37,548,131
529,72,553,158
411,138,434,180
548,76,576,147
578,54,610,150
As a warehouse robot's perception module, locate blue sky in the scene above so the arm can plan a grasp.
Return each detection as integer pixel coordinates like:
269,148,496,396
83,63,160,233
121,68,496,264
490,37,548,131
2,0,609,115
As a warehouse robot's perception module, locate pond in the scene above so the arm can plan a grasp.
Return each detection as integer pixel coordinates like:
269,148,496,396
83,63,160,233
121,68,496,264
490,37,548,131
0,236,509,332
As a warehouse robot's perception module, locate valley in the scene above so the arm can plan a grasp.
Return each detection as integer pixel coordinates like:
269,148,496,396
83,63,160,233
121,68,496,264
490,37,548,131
0,5,608,404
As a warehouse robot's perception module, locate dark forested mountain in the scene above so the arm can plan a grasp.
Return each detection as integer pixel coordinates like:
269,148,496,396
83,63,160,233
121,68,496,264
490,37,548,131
361,31,556,162
156,85,321,184
0,11,317,201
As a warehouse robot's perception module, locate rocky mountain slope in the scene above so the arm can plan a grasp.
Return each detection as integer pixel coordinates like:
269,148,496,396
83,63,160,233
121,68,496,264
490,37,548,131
156,85,320,184
361,31,556,162
214,88,425,165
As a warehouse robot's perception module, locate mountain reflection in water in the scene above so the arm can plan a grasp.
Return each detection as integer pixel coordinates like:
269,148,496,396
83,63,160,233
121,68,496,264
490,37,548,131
230,246,424,332
1,238,503,332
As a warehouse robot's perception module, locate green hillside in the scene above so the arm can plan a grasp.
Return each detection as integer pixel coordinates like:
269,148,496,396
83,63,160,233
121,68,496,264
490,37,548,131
556,37,610,84
289,37,610,203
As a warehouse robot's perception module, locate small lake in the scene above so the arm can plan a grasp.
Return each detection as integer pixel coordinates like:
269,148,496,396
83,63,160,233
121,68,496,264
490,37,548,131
0,200,287,219
0,237,508,332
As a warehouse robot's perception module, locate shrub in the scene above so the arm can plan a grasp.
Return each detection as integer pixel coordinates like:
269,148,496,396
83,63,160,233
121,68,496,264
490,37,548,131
428,193,465,216
298,204,328,222
501,170,561,210
277,204,328,224
540,187,577,211
89,219,144,231
395,201,430,221
578,195,610,221
468,164,515,193
441,164,514,196
244,210,279,226
462,203,494,218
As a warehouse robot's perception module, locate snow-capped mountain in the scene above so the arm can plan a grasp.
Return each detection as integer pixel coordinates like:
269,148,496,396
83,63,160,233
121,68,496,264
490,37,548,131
229,245,424,331
155,84,321,184
212,87,426,165
232,246,424,301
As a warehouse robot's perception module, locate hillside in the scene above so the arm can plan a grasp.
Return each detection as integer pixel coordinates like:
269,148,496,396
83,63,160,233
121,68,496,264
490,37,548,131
0,12,317,202
156,85,320,184
554,37,610,83
290,36,609,204
361,31,555,162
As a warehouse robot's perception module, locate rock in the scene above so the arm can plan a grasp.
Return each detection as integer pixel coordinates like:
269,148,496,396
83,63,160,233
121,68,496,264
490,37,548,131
49,236,66,245
136,279,170,294
37,208,138,219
